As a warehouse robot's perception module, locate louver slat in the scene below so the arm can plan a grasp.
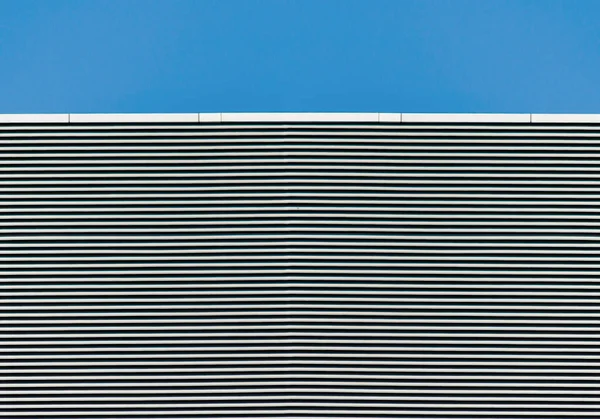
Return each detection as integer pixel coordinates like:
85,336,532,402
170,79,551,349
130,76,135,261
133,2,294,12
3,114,600,418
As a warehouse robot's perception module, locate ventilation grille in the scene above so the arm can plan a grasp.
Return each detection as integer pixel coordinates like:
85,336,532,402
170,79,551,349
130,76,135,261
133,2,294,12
3,121,600,418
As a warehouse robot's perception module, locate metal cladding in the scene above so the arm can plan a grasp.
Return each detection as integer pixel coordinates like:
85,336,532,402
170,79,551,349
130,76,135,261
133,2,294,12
3,113,600,418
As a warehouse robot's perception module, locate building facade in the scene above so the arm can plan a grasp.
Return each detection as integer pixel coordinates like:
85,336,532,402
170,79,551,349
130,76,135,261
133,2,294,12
3,113,600,418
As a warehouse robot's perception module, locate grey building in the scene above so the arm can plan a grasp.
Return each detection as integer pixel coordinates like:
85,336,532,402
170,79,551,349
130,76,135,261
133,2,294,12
3,112,600,418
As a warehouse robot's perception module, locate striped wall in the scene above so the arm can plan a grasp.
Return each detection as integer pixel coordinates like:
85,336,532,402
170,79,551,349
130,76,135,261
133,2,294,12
3,115,600,418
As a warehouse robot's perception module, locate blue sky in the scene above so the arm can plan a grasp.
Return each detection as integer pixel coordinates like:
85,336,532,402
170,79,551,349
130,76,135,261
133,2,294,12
0,0,599,113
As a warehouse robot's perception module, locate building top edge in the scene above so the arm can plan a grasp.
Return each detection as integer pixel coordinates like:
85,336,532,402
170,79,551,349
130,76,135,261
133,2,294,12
1,113,600,124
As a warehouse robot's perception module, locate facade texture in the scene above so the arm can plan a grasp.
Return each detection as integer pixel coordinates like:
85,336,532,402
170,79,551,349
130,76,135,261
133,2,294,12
3,113,600,418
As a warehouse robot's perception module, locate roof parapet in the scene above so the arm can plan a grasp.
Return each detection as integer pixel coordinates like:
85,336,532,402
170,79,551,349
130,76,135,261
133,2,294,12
1,113,599,124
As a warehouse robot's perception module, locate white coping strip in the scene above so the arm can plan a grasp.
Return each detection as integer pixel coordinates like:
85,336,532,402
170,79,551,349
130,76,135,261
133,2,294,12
0,113,599,124
69,113,199,123
531,114,600,123
0,114,70,124
402,113,530,123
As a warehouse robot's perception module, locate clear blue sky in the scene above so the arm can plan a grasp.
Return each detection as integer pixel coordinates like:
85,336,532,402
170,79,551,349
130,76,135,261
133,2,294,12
1,0,599,113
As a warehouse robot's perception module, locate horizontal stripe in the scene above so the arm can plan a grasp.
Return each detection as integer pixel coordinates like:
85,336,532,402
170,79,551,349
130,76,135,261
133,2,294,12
5,120,600,418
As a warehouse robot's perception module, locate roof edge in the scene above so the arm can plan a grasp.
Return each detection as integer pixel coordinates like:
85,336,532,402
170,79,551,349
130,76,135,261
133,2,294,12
1,113,600,124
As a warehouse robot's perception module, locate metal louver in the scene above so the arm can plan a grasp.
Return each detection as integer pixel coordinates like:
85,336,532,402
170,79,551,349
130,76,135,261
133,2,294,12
3,112,600,418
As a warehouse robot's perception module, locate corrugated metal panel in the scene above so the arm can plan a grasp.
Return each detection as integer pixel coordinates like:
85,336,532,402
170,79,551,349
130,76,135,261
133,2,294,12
3,115,600,418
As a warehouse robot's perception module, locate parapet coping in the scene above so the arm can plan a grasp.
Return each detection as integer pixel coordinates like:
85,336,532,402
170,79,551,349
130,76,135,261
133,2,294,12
1,113,600,124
